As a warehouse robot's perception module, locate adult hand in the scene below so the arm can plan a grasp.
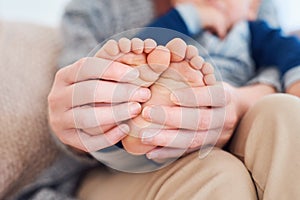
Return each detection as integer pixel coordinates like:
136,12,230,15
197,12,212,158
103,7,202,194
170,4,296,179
139,82,275,160
48,57,151,152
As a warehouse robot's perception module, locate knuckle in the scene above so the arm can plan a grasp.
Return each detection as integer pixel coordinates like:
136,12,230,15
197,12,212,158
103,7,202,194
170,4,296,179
124,84,132,94
76,57,90,67
75,115,88,128
49,129,69,147
49,115,64,131
75,110,97,129
54,68,64,80
118,84,135,100
47,92,56,106
53,129,88,152
190,135,202,149
198,115,211,130
154,136,166,146
47,90,64,109
47,91,59,107
225,114,237,129
71,57,91,76
57,132,68,144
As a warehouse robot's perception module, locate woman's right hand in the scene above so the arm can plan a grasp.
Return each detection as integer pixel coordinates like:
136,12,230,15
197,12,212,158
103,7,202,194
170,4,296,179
48,57,151,152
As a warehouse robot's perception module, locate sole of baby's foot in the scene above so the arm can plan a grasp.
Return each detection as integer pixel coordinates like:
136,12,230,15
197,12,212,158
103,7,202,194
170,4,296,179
122,38,217,155
94,37,171,154
163,38,216,87
95,38,170,87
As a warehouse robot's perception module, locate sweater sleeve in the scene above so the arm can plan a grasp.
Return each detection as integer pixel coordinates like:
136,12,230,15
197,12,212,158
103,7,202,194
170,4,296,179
249,20,300,89
58,0,118,68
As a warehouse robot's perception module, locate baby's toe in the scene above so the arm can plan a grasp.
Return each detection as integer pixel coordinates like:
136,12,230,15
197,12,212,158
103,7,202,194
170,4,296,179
202,63,216,85
186,45,199,60
147,46,171,74
119,37,131,53
166,38,187,62
131,38,144,54
144,38,157,54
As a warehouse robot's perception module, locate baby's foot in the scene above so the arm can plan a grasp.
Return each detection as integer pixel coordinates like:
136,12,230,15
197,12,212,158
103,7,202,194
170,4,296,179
95,38,170,87
122,38,216,155
88,38,170,136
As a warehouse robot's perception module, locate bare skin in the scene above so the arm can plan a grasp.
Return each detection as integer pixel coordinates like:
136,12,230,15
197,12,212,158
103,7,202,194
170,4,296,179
286,81,300,97
95,38,216,155
47,56,150,152
48,0,279,159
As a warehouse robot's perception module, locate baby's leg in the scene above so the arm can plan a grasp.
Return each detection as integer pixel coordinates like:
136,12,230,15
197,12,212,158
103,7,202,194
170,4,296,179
122,38,216,155
85,38,170,137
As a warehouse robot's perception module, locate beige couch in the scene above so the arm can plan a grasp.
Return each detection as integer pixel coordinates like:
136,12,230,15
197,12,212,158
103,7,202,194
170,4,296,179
0,21,62,199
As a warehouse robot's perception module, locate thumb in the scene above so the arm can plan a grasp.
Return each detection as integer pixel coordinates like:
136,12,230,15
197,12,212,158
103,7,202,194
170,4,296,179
215,21,229,39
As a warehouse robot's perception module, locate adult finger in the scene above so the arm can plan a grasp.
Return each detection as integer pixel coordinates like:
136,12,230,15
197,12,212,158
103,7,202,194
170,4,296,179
146,147,187,160
142,105,226,130
170,84,228,107
59,124,129,152
55,57,139,86
68,80,151,107
146,146,206,160
140,128,222,149
63,102,141,129
83,124,116,136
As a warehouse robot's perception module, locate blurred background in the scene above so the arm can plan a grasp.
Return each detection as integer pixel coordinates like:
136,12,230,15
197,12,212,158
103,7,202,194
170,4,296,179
0,0,299,32
0,0,70,27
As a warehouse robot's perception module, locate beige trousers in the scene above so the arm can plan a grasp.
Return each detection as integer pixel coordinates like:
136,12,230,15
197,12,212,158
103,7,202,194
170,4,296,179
77,94,300,200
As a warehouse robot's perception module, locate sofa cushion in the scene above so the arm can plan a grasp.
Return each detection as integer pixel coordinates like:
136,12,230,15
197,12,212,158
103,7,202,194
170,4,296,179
0,21,62,198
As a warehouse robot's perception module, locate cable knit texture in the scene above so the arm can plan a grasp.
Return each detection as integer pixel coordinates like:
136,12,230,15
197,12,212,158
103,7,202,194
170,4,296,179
0,21,61,199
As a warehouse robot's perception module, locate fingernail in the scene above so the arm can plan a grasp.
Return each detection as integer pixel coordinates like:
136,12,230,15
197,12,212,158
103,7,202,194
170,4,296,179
147,152,158,159
125,68,139,81
129,102,141,115
142,106,153,120
134,88,151,101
